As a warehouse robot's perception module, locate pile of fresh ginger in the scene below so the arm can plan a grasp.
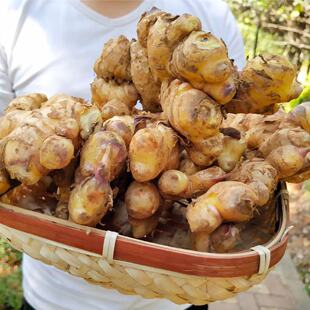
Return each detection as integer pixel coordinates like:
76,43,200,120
0,8,309,253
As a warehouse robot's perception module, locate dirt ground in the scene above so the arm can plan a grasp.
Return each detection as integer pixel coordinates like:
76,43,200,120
287,183,310,296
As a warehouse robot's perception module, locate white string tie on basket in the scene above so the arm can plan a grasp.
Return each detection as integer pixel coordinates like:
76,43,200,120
281,225,294,241
251,245,271,275
102,231,118,264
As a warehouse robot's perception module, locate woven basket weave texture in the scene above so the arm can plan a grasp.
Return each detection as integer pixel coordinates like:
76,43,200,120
0,224,269,305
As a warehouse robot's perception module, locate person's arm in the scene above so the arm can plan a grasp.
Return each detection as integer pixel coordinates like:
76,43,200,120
0,45,14,111
220,4,246,70
0,0,15,112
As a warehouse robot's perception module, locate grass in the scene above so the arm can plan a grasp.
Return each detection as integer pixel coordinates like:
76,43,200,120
0,239,22,310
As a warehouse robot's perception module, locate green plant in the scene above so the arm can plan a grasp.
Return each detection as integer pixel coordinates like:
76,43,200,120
0,239,22,310
226,0,310,87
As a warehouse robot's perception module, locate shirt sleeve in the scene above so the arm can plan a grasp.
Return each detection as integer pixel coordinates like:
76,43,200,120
0,1,15,112
221,3,246,70
0,45,14,112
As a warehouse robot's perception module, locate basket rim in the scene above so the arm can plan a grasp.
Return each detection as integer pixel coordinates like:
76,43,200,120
0,183,289,277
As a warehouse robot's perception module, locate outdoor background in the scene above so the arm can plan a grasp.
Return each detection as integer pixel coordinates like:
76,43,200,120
0,0,309,309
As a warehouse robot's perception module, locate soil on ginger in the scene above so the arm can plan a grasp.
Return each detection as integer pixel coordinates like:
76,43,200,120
287,182,310,297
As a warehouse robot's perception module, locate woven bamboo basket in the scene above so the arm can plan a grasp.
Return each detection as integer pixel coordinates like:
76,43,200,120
0,183,290,305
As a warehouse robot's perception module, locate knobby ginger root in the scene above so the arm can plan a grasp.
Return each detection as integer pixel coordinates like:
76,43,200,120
284,101,310,132
92,36,140,120
222,111,284,149
129,212,160,238
161,80,222,142
39,135,74,170
69,176,113,226
259,127,310,156
100,99,132,122
193,223,243,253
125,181,160,219
186,181,258,236
0,93,49,140
102,115,135,148
180,159,275,250
191,232,210,253
0,94,99,185
222,104,310,182
160,79,224,167
169,31,237,104
2,8,308,255
129,123,179,182
209,224,242,253
94,35,131,83
226,54,301,113
217,134,246,172
179,151,201,175
0,109,31,140
6,93,47,112
266,145,307,179
158,166,225,199
205,181,258,222
259,127,310,179
229,158,278,206
245,113,285,149
91,79,138,112
185,134,224,167
69,131,127,226
146,12,201,83
186,198,222,234
130,40,161,112
137,8,169,48
138,9,236,103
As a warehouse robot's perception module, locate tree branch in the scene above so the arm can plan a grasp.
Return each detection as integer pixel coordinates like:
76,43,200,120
262,22,310,39
273,41,310,50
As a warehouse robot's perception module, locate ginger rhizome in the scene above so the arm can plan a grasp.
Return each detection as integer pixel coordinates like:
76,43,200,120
186,180,258,251
186,157,281,251
0,94,99,186
124,181,162,238
1,7,308,256
68,131,127,226
160,79,224,166
179,151,201,176
125,181,161,219
129,123,179,182
91,35,139,121
137,8,236,104
158,166,226,199
226,54,301,114
102,115,135,148
223,102,310,182
130,40,161,112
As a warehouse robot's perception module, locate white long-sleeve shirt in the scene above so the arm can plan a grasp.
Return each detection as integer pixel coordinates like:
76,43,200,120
0,1,245,309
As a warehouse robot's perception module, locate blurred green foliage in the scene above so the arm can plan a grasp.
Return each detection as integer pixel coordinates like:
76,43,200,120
0,239,22,310
227,0,310,86
283,86,310,112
